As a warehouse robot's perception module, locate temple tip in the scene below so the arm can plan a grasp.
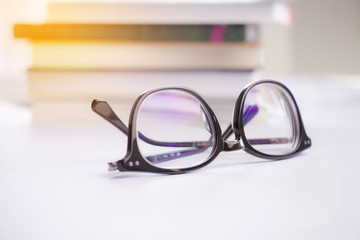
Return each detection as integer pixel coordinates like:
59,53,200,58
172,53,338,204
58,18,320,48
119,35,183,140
108,162,118,171
91,98,104,112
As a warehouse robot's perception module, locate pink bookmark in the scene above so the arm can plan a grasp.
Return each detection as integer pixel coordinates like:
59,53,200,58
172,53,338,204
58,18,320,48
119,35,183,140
210,25,227,43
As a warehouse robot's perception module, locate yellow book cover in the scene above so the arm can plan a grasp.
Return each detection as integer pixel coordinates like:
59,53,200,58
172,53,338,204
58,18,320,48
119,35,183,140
30,40,262,70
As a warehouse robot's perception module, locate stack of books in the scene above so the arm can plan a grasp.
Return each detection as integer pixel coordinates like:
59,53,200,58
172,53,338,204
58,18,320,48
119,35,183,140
14,1,291,121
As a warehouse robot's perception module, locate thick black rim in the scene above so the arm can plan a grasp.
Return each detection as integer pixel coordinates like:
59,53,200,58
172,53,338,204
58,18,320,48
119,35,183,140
233,80,311,160
120,87,225,174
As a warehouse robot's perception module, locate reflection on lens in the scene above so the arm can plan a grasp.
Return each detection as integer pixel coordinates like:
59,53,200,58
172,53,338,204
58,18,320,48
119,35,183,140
136,89,215,169
242,83,300,155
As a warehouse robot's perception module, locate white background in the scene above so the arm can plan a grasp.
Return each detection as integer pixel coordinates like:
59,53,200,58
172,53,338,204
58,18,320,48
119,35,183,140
1,1,360,239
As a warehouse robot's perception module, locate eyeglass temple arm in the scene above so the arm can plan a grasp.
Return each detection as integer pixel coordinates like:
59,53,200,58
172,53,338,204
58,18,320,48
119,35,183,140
91,99,128,135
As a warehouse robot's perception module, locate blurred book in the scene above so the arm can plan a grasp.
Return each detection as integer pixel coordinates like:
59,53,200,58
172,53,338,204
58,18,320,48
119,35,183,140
47,1,291,25
13,0,291,122
30,40,261,70
14,24,259,42
28,69,258,100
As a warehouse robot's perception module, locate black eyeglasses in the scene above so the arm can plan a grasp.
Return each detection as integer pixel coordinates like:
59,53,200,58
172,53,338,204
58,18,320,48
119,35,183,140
92,80,311,174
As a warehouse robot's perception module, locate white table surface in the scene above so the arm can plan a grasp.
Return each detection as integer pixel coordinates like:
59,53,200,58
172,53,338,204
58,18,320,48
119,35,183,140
1,76,360,240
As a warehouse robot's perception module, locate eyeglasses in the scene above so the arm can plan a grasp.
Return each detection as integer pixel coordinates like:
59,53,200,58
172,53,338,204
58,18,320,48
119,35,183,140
92,80,311,174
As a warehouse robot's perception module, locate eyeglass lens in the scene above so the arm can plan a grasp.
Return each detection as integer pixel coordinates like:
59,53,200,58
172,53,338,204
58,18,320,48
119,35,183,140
136,90,216,169
242,83,300,155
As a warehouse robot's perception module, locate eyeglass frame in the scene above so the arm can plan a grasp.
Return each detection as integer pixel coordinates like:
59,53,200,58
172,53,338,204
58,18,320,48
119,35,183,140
91,80,312,174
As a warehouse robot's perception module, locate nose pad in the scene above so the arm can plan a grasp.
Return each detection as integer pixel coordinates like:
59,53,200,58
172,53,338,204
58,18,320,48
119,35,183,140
223,141,242,151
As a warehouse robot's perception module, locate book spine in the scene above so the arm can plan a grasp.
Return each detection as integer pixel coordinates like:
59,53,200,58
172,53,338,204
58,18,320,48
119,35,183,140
30,41,261,70
14,24,252,42
27,69,256,101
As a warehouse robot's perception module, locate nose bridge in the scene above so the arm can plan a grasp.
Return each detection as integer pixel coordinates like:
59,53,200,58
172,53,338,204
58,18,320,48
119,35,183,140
223,140,242,152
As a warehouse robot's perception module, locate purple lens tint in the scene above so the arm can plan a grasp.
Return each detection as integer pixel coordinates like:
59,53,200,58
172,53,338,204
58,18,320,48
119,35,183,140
243,104,259,125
